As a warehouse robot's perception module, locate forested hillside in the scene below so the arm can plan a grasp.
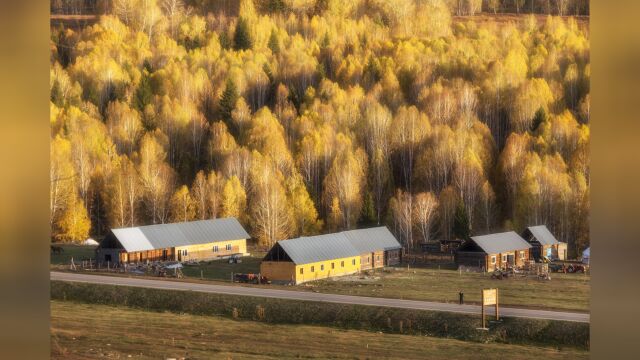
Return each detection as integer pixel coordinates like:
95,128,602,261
49,0,590,256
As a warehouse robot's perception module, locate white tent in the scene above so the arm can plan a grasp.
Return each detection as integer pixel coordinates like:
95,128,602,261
582,247,590,264
164,262,183,269
83,238,99,246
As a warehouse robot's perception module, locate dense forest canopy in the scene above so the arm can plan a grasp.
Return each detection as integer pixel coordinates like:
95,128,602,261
51,0,590,17
50,0,590,257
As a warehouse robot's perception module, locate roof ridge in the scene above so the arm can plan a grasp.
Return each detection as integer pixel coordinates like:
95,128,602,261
111,217,238,231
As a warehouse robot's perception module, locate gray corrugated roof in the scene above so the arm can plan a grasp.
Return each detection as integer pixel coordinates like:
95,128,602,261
276,227,401,265
470,231,532,254
343,227,402,253
111,218,250,252
278,233,361,265
527,225,559,246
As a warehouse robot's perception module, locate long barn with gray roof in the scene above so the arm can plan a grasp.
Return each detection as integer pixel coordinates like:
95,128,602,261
96,218,250,264
260,227,402,284
455,231,532,272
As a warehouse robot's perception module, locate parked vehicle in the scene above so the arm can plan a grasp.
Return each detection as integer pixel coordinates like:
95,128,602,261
548,263,564,272
549,261,587,273
566,264,586,273
491,269,512,280
233,273,269,284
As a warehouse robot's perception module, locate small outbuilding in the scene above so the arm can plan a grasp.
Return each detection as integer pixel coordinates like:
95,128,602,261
260,226,402,284
521,225,567,261
582,247,590,265
96,218,250,264
455,231,532,272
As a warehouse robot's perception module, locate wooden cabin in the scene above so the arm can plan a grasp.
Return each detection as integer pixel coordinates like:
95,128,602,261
521,225,567,261
260,226,402,284
455,231,532,272
95,218,250,264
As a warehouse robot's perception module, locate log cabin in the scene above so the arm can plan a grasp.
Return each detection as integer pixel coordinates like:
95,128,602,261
521,225,568,261
95,218,250,264
455,231,532,272
260,226,402,284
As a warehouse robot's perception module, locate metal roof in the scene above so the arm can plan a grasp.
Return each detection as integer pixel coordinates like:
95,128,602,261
276,227,401,265
110,218,250,252
470,231,532,254
343,227,402,253
526,225,559,246
278,233,361,265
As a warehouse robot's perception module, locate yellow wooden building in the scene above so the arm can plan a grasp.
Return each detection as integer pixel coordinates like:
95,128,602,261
260,227,402,284
96,218,250,264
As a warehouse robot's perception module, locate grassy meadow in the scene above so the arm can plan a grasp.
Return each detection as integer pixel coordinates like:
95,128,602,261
50,244,97,265
51,245,589,312
307,267,590,312
51,300,588,360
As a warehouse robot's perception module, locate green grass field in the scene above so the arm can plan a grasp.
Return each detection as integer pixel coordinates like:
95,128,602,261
180,252,266,280
50,244,97,265
307,267,590,312
176,255,589,312
50,301,588,359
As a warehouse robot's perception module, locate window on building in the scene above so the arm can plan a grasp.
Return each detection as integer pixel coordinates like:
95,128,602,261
213,245,219,252
184,249,188,256
491,256,496,264
321,264,324,271
311,266,315,272
377,255,380,261
367,257,370,263
502,255,507,262
352,259,356,266
520,251,525,259
331,263,335,269
300,268,304,275
341,261,344,267
226,244,232,251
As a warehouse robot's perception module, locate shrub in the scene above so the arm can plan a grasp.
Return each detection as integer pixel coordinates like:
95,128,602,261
51,281,589,349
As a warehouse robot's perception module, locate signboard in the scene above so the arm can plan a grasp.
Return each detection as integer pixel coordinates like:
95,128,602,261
482,289,497,306
480,288,499,329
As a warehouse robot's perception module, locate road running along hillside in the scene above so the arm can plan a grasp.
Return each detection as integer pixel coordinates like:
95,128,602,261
51,271,589,323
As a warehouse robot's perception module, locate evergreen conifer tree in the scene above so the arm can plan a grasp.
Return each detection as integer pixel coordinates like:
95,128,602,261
453,202,471,240
220,79,239,125
234,17,253,50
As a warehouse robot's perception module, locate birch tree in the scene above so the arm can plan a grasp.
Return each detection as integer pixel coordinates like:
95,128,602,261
323,134,367,231
249,152,292,246
413,192,438,243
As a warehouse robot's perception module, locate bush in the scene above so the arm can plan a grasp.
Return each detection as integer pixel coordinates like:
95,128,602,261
51,281,589,349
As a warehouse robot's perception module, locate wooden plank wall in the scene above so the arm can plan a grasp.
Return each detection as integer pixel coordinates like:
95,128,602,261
385,249,401,266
